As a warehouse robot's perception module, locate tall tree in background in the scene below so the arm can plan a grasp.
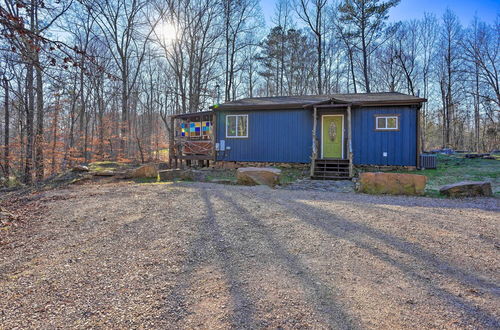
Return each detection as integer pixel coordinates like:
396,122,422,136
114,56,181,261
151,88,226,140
272,0,293,96
85,0,153,158
418,13,439,151
438,9,462,147
0,0,71,182
338,0,400,92
223,0,262,101
295,0,328,94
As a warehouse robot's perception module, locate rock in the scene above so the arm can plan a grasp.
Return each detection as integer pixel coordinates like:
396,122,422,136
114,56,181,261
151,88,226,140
236,167,281,187
71,165,89,172
439,181,492,198
210,179,234,185
93,170,116,176
158,169,207,181
221,162,239,169
159,169,183,181
131,164,158,178
180,170,207,181
358,172,427,196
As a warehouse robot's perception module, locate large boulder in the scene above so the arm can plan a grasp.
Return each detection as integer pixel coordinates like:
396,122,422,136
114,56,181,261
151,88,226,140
71,165,89,172
439,181,492,198
93,170,116,176
180,170,207,181
159,169,183,181
131,164,158,178
358,172,427,196
158,169,207,182
237,167,281,187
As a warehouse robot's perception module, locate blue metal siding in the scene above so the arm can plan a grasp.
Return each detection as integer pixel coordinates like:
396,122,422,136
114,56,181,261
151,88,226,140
351,106,417,166
216,109,312,163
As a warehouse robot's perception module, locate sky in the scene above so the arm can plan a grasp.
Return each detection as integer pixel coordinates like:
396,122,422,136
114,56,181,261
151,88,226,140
260,0,500,27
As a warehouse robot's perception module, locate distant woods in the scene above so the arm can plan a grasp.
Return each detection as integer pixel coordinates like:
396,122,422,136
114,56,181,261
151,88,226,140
0,0,498,184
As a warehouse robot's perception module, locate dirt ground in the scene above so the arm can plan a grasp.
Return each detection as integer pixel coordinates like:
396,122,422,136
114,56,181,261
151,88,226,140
1,182,499,329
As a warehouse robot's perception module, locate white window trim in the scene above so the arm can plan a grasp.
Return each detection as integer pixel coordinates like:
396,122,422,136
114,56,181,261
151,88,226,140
375,115,399,130
226,114,249,138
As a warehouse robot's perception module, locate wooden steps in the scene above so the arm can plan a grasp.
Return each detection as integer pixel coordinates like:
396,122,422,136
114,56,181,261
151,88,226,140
312,159,351,180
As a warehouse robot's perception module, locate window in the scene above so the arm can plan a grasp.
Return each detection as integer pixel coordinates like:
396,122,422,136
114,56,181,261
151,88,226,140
226,115,248,138
375,115,399,131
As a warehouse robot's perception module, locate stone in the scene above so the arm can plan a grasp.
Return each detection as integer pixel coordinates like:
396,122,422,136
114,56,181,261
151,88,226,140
158,169,207,181
159,169,184,181
180,170,207,181
71,165,89,172
93,170,116,176
237,167,281,187
358,172,427,196
131,164,158,178
439,181,492,198
222,162,239,169
210,179,234,185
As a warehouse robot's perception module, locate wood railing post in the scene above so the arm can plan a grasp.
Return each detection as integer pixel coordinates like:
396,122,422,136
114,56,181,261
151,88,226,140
347,105,353,178
310,106,318,177
169,116,175,168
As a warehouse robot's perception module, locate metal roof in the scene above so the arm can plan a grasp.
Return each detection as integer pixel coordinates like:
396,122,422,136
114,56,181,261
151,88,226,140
171,110,213,120
211,92,426,110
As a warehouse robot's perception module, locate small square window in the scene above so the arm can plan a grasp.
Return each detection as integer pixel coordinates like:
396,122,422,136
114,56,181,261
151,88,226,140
226,115,248,138
375,115,399,131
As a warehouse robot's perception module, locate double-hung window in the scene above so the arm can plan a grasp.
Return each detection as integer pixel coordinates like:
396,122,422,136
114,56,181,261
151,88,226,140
375,115,399,131
226,115,248,138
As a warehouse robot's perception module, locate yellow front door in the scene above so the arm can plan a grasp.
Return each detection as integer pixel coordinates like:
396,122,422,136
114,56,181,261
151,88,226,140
322,115,343,158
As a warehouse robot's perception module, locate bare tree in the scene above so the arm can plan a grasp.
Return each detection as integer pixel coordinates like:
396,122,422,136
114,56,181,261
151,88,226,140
223,0,262,101
295,0,328,94
85,0,154,157
338,0,400,93
438,9,463,147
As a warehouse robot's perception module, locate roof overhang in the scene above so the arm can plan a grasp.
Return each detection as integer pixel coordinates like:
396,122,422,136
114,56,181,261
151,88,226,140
210,103,312,111
210,93,427,112
171,110,213,120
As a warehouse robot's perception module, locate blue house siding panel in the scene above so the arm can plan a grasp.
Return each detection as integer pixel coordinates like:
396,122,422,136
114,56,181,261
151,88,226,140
216,109,312,163
351,106,417,166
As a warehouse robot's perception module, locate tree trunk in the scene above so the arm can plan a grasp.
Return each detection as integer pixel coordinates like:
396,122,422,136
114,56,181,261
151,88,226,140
474,62,480,152
120,70,128,159
24,63,34,184
348,47,357,93
361,14,370,93
317,32,322,94
35,63,44,181
3,78,9,179
51,94,60,174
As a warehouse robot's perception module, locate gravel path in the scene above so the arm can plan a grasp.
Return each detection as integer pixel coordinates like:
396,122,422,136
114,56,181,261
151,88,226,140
1,182,499,329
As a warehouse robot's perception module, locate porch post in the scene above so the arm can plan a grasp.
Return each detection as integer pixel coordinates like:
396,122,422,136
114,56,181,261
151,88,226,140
169,116,175,168
310,106,318,177
347,105,353,177
212,112,217,162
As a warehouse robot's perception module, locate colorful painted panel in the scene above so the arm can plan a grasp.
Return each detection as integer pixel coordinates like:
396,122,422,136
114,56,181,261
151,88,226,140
180,121,212,137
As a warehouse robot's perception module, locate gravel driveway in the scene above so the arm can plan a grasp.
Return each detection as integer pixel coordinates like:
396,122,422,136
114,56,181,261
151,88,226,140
1,182,499,329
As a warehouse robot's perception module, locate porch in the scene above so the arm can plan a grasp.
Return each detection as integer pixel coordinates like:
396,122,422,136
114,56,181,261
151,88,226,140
168,111,215,168
310,103,354,179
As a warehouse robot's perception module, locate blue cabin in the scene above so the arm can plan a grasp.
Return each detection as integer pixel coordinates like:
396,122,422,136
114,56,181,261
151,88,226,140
169,92,426,179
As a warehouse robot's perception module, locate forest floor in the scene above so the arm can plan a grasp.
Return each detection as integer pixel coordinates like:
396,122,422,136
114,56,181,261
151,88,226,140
1,182,499,328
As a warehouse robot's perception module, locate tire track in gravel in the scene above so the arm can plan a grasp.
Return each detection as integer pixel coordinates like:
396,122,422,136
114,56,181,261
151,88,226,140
257,189,500,329
210,188,358,329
